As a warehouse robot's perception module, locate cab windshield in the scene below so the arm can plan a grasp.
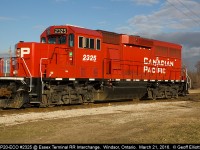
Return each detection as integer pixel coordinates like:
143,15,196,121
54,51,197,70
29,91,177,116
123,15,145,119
48,35,67,44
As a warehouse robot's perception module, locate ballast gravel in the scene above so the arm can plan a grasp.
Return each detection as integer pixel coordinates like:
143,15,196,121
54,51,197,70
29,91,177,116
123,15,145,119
0,101,188,126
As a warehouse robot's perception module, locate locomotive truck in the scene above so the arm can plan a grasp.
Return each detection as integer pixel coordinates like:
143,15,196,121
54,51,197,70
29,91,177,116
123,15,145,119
0,24,189,108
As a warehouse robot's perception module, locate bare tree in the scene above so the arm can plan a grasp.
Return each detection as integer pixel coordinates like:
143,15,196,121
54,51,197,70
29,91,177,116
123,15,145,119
194,61,200,88
195,61,200,74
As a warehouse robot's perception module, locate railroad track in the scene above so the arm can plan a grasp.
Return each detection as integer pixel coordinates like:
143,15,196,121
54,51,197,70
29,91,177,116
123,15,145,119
1,93,199,116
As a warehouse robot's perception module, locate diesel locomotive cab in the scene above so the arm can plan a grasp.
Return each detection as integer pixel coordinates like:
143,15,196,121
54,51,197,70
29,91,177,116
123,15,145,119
40,26,74,46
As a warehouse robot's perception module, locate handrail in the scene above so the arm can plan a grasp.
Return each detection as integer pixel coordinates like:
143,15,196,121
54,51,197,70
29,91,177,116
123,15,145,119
185,69,192,89
40,58,48,82
40,58,48,94
0,58,11,77
21,57,32,92
0,58,4,75
5,59,10,76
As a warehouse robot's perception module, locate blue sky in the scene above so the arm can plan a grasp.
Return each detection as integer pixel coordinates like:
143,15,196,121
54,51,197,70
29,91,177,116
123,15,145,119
0,0,200,69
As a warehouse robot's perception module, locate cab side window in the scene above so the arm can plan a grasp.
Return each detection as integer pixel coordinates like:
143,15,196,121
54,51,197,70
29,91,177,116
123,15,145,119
90,39,94,49
85,38,89,48
96,39,101,50
69,33,74,47
79,36,83,48
78,36,100,50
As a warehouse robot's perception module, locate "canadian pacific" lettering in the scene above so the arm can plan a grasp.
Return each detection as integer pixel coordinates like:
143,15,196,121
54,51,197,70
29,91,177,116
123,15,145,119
143,57,174,74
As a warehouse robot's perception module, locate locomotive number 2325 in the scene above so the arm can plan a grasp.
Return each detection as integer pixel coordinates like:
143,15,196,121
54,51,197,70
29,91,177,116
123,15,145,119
82,54,97,62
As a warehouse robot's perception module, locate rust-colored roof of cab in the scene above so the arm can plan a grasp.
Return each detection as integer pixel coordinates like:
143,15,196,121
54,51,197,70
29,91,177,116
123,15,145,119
67,25,102,37
40,24,102,38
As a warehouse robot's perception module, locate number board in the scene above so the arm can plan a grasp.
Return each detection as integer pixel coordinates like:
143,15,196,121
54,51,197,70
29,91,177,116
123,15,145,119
54,28,67,34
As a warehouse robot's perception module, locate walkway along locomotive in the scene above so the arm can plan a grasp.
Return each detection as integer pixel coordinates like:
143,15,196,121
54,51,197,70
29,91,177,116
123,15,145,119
0,25,190,108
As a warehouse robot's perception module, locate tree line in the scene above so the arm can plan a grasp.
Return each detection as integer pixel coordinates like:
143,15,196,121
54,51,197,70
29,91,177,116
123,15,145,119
187,61,200,89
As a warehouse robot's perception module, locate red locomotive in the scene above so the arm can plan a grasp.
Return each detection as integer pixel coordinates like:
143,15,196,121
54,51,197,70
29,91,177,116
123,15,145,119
0,25,189,108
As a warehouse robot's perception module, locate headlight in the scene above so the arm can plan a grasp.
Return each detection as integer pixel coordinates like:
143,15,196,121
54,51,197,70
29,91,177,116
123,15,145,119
13,70,18,75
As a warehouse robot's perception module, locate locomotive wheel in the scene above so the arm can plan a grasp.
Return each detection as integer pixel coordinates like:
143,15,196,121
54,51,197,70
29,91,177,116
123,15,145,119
152,92,156,100
152,89,157,100
174,93,178,99
7,91,26,108
78,94,83,104
165,91,172,99
40,95,49,107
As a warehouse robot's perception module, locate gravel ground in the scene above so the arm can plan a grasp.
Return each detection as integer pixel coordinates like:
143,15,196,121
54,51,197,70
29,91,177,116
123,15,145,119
0,101,188,126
